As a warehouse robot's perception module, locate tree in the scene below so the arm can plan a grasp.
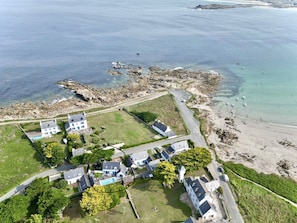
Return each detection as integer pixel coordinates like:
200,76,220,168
155,161,176,188
80,185,113,215
53,179,68,190
42,142,64,166
132,111,158,123
37,188,69,219
26,178,51,201
172,147,212,172
66,133,80,143
26,214,43,223
0,195,30,223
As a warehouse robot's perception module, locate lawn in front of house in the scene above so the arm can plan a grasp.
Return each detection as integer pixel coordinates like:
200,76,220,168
127,94,187,135
86,110,156,147
62,179,191,223
0,125,46,197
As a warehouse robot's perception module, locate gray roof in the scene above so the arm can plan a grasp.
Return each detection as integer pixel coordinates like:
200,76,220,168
64,167,85,181
102,161,121,171
152,120,168,132
79,174,91,191
184,216,197,223
185,177,206,202
169,140,188,153
166,130,176,138
72,148,85,157
40,119,59,130
199,200,212,215
130,151,148,162
68,112,86,123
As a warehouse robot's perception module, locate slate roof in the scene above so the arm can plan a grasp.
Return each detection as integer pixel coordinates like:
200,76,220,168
185,177,206,202
184,216,197,223
152,120,168,132
79,174,91,191
68,112,86,123
161,150,170,160
40,119,59,130
199,200,212,215
64,167,85,181
102,161,121,171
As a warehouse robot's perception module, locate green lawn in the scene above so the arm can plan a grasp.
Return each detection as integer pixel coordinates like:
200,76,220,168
228,171,297,223
62,180,191,223
128,94,188,135
0,125,46,197
87,111,156,147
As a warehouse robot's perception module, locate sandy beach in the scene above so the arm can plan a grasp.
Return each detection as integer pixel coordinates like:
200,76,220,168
187,87,297,181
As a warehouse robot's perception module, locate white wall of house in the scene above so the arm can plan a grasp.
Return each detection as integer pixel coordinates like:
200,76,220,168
200,207,217,219
41,126,60,138
152,125,167,137
66,175,82,185
69,120,87,131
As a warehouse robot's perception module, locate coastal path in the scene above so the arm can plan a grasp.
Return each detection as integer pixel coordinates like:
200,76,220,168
0,91,168,126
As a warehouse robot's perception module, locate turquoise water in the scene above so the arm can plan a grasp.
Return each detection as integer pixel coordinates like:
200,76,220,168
99,177,119,186
0,0,297,125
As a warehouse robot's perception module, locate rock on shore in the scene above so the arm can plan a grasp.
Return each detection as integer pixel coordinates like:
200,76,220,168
0,65,222,121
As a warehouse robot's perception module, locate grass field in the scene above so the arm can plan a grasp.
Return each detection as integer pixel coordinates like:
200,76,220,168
87,111,157,147
62,180,191,223
128,94,187,136
228,171,297,223
0,125,46,197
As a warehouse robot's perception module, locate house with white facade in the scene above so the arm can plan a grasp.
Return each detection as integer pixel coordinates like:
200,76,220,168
184,177,217,219
168,140,189,154
130,151,149,168
64,167,91,191
102,161,127,178
152,120,176,138
65,112,88,132
40,119,61,138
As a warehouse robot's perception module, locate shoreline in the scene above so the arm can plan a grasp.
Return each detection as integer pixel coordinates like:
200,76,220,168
1,65,297,181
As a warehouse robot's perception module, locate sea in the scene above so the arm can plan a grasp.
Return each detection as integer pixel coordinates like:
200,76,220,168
1,0,297,126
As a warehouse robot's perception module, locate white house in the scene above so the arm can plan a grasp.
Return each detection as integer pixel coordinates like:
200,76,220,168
168,140,189,154
65,112,88,132
102,161,127,178
130,151,149,167
63,167,91,191
198,200,217,219
152,120,176,138
64,167,86,184
184,177,217,219
40,119,61,138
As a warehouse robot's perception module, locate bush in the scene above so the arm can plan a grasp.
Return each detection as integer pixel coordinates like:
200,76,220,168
131,111,158,123
53,179,68,190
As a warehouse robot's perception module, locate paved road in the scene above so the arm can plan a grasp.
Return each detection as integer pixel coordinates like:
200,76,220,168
115,88,243,223
170,89,243,223
0,164,75,203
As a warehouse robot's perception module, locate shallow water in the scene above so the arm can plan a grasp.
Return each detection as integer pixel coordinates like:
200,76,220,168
1,0,297,125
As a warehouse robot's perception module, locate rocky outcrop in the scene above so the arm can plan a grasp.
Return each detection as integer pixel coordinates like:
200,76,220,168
0,65,222,121
193,4,252,10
